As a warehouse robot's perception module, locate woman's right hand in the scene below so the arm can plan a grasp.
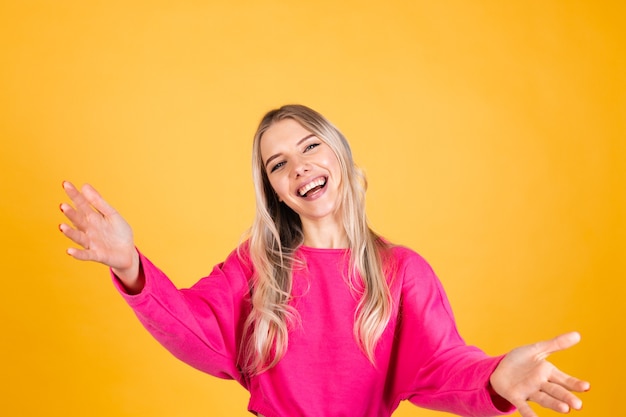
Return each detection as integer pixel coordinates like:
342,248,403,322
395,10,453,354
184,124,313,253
60,181,143,292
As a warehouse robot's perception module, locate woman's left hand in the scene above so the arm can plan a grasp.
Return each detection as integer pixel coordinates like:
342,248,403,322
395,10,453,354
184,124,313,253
490,332,590,417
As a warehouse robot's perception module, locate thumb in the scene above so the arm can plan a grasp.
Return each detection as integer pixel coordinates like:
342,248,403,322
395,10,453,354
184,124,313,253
82,184,118,217
533,332,581,360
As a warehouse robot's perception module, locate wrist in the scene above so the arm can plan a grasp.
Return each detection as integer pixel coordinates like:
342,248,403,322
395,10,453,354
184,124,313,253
487,381,514,412
112,250,144,294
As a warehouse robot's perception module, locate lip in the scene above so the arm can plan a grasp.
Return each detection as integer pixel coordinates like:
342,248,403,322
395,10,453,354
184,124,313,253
296,175,328,198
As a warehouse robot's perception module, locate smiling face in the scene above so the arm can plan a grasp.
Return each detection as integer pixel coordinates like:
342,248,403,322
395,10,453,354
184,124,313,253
260,118,343,226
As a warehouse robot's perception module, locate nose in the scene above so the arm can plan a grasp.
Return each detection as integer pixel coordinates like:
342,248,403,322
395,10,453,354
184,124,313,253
292,156,310,177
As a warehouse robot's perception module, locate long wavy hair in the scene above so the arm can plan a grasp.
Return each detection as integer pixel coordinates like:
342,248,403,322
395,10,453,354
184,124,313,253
241,104,393,375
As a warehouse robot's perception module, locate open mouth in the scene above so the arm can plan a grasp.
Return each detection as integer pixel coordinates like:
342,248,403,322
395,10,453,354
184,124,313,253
298,177,327,197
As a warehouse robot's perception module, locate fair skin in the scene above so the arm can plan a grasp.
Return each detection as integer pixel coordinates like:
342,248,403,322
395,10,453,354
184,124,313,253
260,118,347,248
60,119,590,417
60,182,142,293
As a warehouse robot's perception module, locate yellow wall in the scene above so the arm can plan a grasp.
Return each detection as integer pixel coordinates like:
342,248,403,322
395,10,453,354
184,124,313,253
1,1,623,416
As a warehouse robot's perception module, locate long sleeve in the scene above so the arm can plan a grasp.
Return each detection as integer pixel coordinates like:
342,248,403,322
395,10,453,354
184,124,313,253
111,247,253,387
389,248,515,417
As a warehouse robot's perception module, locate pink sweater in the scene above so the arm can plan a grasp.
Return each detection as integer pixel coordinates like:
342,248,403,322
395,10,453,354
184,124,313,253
113,244,515,417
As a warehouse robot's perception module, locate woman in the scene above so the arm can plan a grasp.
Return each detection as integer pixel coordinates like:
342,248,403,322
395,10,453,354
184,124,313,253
59,104,589,417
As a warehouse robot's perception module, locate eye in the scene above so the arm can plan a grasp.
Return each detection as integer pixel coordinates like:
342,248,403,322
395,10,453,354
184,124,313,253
304,143,320,152
270,161,285,173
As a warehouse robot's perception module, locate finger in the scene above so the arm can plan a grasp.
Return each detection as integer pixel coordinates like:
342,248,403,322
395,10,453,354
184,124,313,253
66,246,96,262
528,390,570,414
60,202,87,230
59,223,89,248
515,401,539,417
533,332,581,359
82,184,118,217
61,180,77,196
549,367,591,393
541,381,583,411
62,181,93,213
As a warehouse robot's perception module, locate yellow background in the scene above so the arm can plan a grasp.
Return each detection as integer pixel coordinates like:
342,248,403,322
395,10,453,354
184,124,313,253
1,1,624,416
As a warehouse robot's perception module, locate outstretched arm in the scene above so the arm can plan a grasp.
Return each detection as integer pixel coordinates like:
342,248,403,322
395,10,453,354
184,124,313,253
59,181,143,293
490,332,590,417
60,181,250,382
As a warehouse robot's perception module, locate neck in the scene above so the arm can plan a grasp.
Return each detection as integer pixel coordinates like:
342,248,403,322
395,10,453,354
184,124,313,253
301,215,348,249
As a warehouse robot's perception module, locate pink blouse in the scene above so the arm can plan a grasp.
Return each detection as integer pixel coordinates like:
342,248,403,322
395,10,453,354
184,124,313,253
113,243,515,417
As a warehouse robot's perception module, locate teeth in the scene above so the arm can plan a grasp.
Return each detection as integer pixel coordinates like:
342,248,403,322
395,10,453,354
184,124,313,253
298,177,326,196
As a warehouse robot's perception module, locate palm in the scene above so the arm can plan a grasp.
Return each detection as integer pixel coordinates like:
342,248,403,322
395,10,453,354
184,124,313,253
60,181,135,271
490,332,590,417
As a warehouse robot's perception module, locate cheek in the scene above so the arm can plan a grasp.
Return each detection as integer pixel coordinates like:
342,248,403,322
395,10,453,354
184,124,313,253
325,155,343,180
268,177,288,199
323,150,341,172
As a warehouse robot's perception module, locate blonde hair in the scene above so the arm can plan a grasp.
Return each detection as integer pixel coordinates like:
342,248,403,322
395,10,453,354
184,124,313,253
241,104,393,375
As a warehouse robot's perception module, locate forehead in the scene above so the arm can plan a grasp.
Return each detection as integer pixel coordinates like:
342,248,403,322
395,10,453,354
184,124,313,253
259,118,313,155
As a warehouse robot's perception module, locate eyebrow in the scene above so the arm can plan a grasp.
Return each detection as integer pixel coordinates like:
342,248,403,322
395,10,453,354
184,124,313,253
264,134,316,169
